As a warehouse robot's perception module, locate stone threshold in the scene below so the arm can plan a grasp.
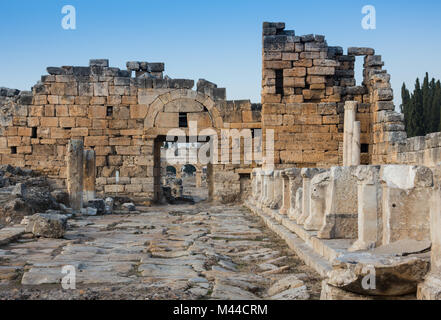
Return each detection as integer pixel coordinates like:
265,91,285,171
245,201,336,278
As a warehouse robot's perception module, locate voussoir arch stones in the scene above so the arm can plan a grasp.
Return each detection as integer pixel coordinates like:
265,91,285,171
144,89,224,129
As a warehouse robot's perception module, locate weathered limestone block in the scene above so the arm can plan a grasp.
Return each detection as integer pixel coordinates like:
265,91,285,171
285,168,302,221
318,167,358,239
349,165,382,252
380,165,433,245
67,140,84,212
326,251,430,297
304,169,331,231
25,212,68,239
297,168,323,225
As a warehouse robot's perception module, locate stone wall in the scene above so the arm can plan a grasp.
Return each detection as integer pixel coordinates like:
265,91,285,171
0,59,261,202
261,22,373,168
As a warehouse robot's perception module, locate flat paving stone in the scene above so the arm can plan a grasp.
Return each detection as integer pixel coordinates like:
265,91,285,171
0,203,322,300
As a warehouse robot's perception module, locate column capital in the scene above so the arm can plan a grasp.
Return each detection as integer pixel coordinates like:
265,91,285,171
344,100,358,111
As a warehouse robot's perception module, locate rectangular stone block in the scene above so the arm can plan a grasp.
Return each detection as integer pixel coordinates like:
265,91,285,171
115,146,140,155
84,136,108,147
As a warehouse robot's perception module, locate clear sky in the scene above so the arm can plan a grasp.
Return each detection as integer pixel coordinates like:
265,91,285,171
1,0,441,108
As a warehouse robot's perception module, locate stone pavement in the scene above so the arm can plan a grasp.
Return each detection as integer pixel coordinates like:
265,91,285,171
0,203,321,300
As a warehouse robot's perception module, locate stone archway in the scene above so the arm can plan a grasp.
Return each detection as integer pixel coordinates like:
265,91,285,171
145,89,224,129
148,89,221,203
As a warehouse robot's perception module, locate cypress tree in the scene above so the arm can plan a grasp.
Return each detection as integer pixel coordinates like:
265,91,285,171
430,78,439,132
409,78,425,137
402,75,441,137
401,83,411,132
422,73,431,132
435,80,441,131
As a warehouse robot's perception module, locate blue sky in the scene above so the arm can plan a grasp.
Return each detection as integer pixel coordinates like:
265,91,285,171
1,0,441,107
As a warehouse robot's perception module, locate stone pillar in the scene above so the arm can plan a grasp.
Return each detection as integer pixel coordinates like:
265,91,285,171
304,170,331,231
318,166,359,239
196,171,202,188
264,170,275,207
297,168,322,225
380,165,433,245
259,170,268,207
279,170,290,215
83,150,96,203
255,170,263,202
251,170,257,200
349,166,381,252
352,121,361,166
418,187,441,300
285,168,302,221
343,101,357,166
270,170,283,209
67,140,84,213
176,168,182,179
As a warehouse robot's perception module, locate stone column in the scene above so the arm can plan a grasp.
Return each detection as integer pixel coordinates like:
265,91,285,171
297,168,322,225
257,169,267,208
352,121,361,166
176,167,182,179
83,150,96,202
343,101,357,166
196,171,202,188
279,170,290,215
255,169,263,202
304,170,331,231
349,166,381,252
67,140,84,213
251,170,257,200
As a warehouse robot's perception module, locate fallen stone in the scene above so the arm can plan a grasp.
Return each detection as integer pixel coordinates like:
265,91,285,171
122,203,136,212
327,252,430,296
81,207,98,216
88,199,106,215
25,213,67,238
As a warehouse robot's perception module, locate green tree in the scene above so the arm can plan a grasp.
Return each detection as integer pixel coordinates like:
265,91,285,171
401,83,411,131
409,78,425,137
401,74,441,137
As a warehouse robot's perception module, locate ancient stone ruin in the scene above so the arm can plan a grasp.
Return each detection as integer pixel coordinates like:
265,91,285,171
1,21,441,300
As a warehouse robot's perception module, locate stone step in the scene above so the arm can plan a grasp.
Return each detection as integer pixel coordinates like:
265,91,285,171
0,225,26,246
245,201,332,277
261,206,352,262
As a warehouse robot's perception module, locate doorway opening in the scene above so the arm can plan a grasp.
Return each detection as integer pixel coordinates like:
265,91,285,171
153,135,212,204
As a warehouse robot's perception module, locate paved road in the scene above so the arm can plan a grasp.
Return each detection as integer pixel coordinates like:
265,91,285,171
0,203,321,300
